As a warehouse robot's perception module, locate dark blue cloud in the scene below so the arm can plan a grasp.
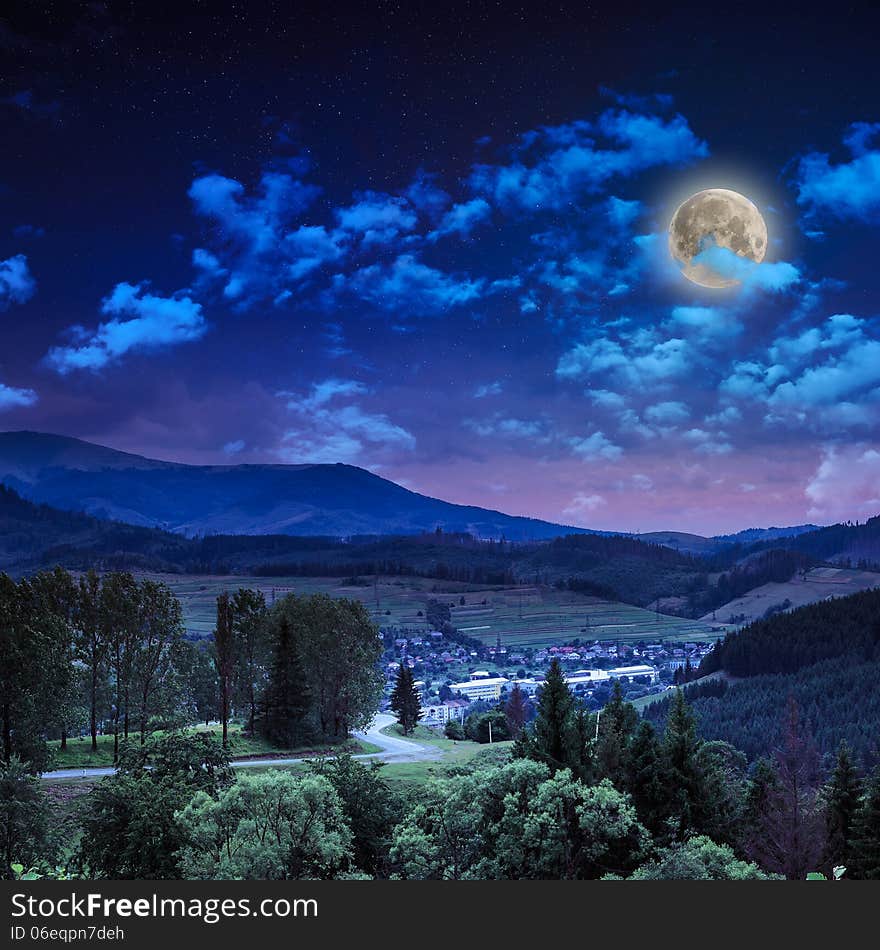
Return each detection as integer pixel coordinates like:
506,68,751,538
795,123,880,223
469,110,708,211
0,254,36,308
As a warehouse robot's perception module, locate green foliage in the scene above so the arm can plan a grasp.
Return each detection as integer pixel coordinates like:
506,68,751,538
464,709,509,744
444,719,465,740
389,759,648,880
850,766,880,880
627,836,777,880
77,732,232,879
823,742,864,870
308,754,403,877
175,770,354,879
0,571,77,769
263,593,383,742
520,658,587,776
0,757,56,879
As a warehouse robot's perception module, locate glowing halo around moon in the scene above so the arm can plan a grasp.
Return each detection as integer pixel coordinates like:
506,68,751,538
668,188,768,289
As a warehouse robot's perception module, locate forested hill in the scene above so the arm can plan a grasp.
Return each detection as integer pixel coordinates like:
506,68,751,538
645,590,880,763
700,587,880,678
0,484,833,613
750,515,880,566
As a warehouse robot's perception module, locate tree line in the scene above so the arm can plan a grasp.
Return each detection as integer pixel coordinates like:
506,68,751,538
6,661,880,881
0,568,384,776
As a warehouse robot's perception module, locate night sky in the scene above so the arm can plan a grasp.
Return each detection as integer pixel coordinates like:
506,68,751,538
3,1,880,534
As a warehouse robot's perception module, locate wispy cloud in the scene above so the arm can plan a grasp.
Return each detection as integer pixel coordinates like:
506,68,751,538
46,282,206,373
280,378,415,464
470,109,707,211
0,381,37,411
795,122,880,223
0,254,36,308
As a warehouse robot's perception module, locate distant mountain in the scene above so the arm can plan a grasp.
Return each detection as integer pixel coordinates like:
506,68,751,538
712,524,821,545
0,431,603,541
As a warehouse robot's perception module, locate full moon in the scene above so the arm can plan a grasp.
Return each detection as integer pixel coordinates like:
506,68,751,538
668,188,767,289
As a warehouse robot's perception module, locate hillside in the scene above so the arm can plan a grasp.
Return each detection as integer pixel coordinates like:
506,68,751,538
0,431,601,541
645,589,880,763
699,566,880,624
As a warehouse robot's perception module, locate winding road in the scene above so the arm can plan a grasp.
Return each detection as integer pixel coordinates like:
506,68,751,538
39,713,440,781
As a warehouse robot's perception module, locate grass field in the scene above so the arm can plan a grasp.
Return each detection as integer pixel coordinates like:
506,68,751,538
48,723,380,769
144,573,720,646
700,566,880,625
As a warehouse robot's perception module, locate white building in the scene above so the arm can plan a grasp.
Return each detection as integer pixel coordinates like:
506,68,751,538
606,664,658,683
422,700,468,725
448,670,510,701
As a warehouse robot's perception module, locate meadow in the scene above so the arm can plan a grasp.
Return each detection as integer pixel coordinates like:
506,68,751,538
146,573,721,646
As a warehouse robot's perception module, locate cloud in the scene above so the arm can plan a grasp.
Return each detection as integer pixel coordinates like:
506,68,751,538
223,439,245,455
335,191,418,244
188,170,323,303
668,304,741,340
404,170,451,216
427,198,491,241
563,492,607,519
795,123,880,223
280,378,415,464
0,254,36,308
557,335,690,387
46,282,206,373
283,225,346,279
689,243,801,292
644,400,690,424
464,414,547,440
470,109,707,211
340,254,484,313
682,428,733,455
770,338,880,408
805,444,880,520
568,431,623,461
474,381,503,398
0,381,37,411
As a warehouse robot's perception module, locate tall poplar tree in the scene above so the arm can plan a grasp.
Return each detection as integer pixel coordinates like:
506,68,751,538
213,592,235,749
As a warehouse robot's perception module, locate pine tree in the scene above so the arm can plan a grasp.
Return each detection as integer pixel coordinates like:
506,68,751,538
742,757,780,856
504,683,527,738
850,766,880,880
596,681,639,788
259,616,311,747
627,720,668,835
390,663,422,735
528,658,576,772
823,741,863,871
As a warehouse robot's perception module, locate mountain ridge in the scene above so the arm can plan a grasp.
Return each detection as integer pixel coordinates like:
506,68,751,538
0,431,604,541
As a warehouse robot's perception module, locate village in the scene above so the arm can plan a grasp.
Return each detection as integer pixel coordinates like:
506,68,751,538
380,624,715,729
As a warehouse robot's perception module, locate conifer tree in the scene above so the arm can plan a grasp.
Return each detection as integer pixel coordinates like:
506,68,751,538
627,720,668,834
260,616,311,747
596,680,639,788
823,741,863,871
528,658,576,772
390,662,422,735
504,682,528,738
850,766,880,880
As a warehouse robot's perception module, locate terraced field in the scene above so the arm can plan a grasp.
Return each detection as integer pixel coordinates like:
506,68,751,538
144,574,719,646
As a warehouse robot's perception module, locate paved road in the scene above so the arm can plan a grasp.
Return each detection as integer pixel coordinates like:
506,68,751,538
39,713,440,781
